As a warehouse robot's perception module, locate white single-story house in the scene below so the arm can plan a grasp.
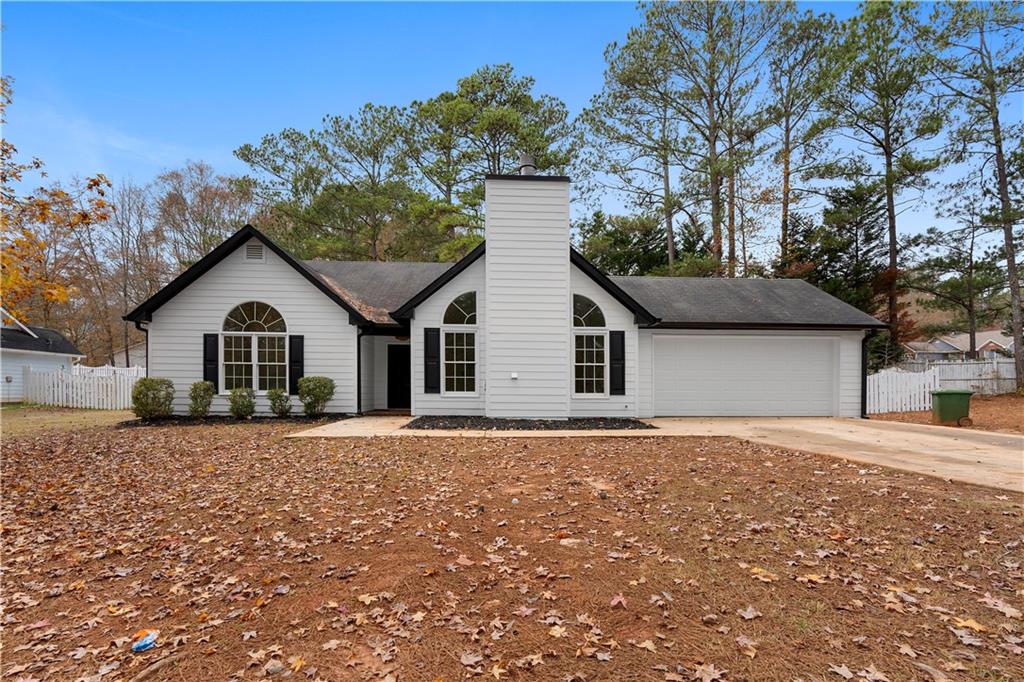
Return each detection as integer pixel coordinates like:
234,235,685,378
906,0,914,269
125,169,885,418
1,308,84,403
904,330,1015,361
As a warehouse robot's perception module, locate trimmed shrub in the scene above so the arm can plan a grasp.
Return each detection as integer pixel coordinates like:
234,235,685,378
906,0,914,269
298,376,335,417
188,381,215,418
132,378,174,420
267,387,292,417
228,387,255,419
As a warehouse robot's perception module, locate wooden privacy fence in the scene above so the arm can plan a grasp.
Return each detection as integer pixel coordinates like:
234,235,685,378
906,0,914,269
866,367,940,414
23,366,140,409
898,358,1017,396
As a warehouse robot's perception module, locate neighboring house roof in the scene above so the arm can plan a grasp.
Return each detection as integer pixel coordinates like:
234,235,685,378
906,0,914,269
1,325,82,356
610,277,886,329
940,330,1013,352
126,225,886,331
903,341,958,354
903,329,1016,355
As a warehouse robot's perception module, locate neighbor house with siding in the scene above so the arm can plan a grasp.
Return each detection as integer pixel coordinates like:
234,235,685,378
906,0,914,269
125,166,885,418
1,308,84,403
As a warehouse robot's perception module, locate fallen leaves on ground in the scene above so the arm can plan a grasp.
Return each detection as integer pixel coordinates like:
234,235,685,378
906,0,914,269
1,421,1022,680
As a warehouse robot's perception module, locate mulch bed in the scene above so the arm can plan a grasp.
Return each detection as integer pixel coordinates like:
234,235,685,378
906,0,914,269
2,423,1022,681
117,414,347,428
404,415,656,430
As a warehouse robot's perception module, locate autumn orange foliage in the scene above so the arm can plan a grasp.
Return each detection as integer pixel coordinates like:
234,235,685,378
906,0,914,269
0,77,111,322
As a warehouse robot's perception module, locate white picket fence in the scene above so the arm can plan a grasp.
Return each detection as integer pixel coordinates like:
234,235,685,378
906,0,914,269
23,366,141,410
867,367,941,414
898,358,1017,395
71,364,146,378
868,358,1018,414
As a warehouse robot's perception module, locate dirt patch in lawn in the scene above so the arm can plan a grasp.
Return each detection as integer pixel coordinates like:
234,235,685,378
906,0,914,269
405,415,656,430
872,392,1024,434
2,423,1022,681
0,405,133,438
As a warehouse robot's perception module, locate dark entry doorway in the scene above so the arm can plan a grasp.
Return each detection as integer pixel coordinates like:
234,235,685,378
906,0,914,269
387,345,411,409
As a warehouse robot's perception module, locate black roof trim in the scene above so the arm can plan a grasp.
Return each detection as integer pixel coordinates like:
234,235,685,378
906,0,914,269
123,225,370,325
484,174,570,182
569,249,659,325
390,242,487,320
647,321,887,330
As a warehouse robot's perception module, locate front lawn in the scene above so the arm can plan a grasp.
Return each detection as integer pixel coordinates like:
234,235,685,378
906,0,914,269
0,404,133,438
2,422,1021,681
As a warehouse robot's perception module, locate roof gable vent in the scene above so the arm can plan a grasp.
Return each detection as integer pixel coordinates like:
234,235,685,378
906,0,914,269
244,242,265,262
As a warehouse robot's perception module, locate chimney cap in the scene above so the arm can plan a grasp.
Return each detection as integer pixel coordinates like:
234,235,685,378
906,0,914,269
517,153,536,176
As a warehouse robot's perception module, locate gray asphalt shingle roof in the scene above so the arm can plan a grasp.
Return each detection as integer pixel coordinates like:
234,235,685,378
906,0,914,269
1,325,83,355
610,276,885,328
303,260,452,324
305,258,883,328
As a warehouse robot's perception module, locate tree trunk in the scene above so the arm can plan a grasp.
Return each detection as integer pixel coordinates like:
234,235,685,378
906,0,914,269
882,133,900,346
780,119,792,265
709,151,723,270
662,155,676,268
727,166,736,278
991,107,1023,389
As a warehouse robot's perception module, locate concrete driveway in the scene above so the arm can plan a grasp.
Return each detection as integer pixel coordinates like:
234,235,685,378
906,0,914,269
291,416,1023,492
650,417,1023,493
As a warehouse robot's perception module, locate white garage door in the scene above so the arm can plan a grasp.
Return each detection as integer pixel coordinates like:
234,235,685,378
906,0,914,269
652,335,837,416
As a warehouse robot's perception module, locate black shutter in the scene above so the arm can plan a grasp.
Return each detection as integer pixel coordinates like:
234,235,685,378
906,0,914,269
203,333,219,392
288,335,304,395
424,328,441,394
609,330,625,395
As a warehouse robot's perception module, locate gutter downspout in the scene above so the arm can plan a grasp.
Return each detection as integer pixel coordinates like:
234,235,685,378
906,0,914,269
133,320,149,377
861,330,878,419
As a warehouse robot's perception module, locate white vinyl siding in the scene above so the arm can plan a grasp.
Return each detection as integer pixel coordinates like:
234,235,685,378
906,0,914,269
636,329,865,418
484,178,571,418
0,350,78,403
411,258,486,416
147,238,357,415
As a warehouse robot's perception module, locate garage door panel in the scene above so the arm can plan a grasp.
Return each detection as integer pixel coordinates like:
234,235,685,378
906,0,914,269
652,336,836,416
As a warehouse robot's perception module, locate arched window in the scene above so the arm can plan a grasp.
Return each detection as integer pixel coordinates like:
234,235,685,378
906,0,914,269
573,294,605,327
572,295,606,395
443,292,477,325
442,292,476,393
224,302,287,333
221,302,287,392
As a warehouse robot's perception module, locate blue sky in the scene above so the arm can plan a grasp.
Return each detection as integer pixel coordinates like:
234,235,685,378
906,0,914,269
1,0,988,242
3,2,863,183
4,2,648,183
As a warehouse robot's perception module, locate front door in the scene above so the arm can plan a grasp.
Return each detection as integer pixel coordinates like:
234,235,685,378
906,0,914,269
387,345,411,409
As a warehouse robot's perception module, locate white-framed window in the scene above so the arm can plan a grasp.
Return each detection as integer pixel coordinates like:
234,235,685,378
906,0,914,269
442,292,476,394
221,301,287,393
572,294,607,396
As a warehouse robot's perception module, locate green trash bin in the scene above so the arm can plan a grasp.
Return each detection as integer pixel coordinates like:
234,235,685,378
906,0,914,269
930,389,974,426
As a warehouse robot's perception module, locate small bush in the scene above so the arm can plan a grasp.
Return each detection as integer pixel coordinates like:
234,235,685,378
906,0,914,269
228,387,255,419
188,381,215,418
132,377,175,420
267,387,292,417
298,376,335,416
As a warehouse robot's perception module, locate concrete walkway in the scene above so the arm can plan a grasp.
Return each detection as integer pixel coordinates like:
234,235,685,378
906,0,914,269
289,416,1024,492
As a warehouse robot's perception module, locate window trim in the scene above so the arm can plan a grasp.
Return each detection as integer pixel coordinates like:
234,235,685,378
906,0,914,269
218,331,289,396
572,330,609,398
441,327,478,396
